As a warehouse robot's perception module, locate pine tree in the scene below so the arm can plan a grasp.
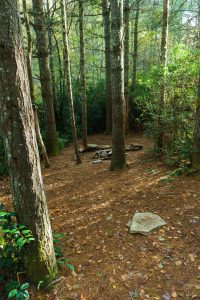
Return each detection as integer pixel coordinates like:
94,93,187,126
79,0,88,148
157,0,169,150
0,0,57,283
60,0,82,164
192,2,200,170
110,0,126,170
102,0,112,134
32,0,58,155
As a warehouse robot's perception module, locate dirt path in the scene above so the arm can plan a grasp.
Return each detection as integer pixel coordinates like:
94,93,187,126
1,134,200,300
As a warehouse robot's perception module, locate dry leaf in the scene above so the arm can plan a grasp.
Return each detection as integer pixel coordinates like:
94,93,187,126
172,291,177,298
189,254,195,262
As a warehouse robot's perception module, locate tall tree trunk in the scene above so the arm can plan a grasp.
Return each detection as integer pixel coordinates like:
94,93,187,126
47,0,57,106
124,0,130,135
157,0,169,150
192,3,200,170
53,30,64,118
23,0,50,168
102,0,112,135
132,0,140,88
60,0,81,164
110,0,126,170
22,0,34,102
32,0,58,156
0,0,57,283
79,0,88,148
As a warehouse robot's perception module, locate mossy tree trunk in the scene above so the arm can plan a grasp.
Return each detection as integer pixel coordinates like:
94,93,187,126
60,0,81,164
32,0,58,156
157,0,169,151
0,0,57,283
102,0,112,135
110,0,126,170
79,0,88,149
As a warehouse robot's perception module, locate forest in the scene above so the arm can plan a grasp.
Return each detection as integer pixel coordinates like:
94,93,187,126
0,0,199,299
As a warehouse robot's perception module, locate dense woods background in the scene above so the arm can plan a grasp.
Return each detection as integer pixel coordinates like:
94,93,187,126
0,0,199,174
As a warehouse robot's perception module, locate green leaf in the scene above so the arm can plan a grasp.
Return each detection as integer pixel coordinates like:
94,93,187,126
27,237,35,242
22,290,30,299
8,289,18,298
22,230,31,235
57,259,65,265
16,237,26,248
18,225,26,230
66,263,75,272
20,283,29,291
0,212,9,217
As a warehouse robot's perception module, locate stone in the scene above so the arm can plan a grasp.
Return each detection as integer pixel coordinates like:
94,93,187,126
91,159,103,164
127,212,166,235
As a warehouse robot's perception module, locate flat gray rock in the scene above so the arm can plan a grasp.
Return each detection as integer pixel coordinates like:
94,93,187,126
91,159,103,164
127,212,166,235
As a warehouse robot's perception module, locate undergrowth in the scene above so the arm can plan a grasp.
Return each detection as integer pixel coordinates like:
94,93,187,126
0,204,34,300
0,206,75,299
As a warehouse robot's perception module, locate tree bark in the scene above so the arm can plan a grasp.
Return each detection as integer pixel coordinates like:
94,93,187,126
102,0,112,135
60,0,81,164
110,0,126,170
32,0,58,156
46,0,57,106
192,2,200,170
0,0,57,283
79,0,88,149
23,0,50,168
33,105,51,168
157,0,169,150
124,0,130,135
22,0,34,102
132,0,140,88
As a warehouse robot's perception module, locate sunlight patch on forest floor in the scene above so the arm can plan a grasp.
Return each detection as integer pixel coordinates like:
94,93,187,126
1,134,200,299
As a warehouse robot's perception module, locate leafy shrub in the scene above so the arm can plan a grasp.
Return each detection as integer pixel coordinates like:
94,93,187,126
139,45,198,164
0,206,34,299
53,233,75,274
57,138,68,151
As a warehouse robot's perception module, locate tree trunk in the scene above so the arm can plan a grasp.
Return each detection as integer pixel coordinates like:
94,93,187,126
0,0,57,283
32,0,58,156
192,3,200,170
124,0,130,135
47,0,57,106
102,0,112,135
60,0,81,164
110,0,126,170
53,30,64,119
23,0,50,168
22,0,34,102
132,0,140,88
79,0,88,149
157,0,169,150
33,105,51,168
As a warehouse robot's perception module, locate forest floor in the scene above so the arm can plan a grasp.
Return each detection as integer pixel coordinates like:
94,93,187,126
1,134,200,300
